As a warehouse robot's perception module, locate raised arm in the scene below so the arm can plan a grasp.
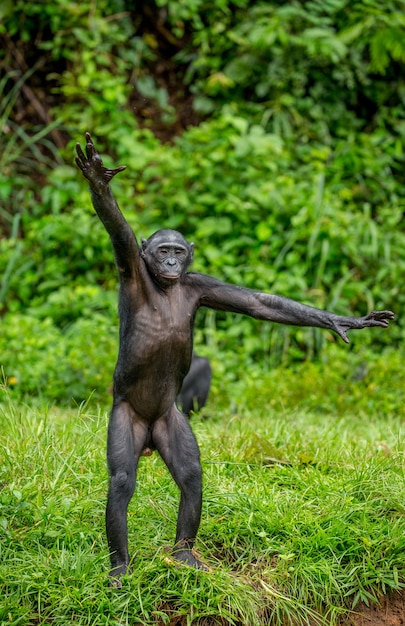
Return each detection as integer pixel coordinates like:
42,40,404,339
190,273,394,343
75,132,139,277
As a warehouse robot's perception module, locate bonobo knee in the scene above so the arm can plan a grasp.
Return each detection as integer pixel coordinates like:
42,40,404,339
179,459,202,491
110,470,133,496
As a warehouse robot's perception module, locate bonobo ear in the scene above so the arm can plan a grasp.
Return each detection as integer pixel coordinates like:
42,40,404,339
189,242,194,263
140,238,148,258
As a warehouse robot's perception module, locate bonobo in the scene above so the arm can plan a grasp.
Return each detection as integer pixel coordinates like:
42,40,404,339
178,353,211,416
75,133,394,582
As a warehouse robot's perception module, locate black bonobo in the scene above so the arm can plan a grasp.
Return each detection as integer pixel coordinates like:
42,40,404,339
178,353,211,416
75,133,394,583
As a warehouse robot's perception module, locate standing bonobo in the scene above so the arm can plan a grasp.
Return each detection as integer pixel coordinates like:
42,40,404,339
75,132,394,583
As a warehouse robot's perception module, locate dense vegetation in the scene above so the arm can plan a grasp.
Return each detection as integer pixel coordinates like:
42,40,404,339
1,3,405,624
1,0,404,403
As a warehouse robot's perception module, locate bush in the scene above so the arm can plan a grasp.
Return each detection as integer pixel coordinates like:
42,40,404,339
0,314,116,404
0,0,404,402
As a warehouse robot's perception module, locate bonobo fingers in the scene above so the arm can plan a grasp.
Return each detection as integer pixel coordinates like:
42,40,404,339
336,328,350,344
332,309,394,344
85,131,95,153
83,131,126,176
74,143,87,170
75,132,126,185
103,165,127,182
75,132,98,164
74,135,100,174
363,310,395,328
82,131,101,161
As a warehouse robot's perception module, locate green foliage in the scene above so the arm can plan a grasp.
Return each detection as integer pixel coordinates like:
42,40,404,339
0,392,404,623
1,5,405,623
0,70,63,234
130,114,404,360
0,0,404,401
165,0,405,135
207,345,405,420
0,314,116,403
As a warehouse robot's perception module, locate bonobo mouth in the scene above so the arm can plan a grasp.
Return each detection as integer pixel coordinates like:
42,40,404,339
160,273,180,280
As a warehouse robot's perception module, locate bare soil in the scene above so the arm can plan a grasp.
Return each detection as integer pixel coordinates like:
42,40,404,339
339,590,405,626
154,591,405,625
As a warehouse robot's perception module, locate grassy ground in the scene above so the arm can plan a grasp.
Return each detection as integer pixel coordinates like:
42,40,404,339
1,356,405,625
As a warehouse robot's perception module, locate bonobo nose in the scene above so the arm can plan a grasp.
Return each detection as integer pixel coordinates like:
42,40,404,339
167,258,176,266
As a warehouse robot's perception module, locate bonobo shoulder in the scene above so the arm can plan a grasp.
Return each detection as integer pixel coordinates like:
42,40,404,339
183,272,225,288
183,271,216,282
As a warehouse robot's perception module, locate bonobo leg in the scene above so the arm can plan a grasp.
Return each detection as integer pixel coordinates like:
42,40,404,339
152,405,208,570
106,400,147,583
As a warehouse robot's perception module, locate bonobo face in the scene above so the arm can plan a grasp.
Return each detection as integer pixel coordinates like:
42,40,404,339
141,229,194,287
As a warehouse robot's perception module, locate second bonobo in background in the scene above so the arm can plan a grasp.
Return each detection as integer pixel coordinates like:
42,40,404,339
75,132,394,584
178,353,211,417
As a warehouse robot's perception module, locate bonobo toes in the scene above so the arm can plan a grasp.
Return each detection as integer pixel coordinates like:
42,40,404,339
109,575,123,589
172,547,209,571
108,563,130,588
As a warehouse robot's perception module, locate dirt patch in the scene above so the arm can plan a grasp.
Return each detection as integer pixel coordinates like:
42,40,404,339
153,591,405,625
340,590,405,626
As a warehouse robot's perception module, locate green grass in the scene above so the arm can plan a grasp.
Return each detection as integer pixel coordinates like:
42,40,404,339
0,367,404,625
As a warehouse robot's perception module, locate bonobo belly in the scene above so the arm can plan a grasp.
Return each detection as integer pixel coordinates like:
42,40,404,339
113,326,192,420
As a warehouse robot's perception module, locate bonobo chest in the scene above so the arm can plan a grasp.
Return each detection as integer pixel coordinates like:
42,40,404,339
115,277,196,418
120,280,196,349
116,282,194,402
137,297,193,339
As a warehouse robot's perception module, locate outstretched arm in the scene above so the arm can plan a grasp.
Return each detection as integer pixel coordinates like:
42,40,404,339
75,132,138,277
190,274,394,343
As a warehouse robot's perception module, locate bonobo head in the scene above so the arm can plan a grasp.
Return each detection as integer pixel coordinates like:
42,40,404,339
140,229,194,287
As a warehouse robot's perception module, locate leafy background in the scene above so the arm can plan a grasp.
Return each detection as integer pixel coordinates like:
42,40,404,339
0,0,404,404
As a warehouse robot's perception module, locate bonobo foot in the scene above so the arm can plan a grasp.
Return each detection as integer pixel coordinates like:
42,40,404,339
108,563,130,588
172,541,209,571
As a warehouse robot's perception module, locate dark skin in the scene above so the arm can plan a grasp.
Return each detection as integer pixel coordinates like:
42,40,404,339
75,132,394,583
178,353,211,417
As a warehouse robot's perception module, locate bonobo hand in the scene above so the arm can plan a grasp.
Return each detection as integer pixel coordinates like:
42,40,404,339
75,132,126,193
332,310,395,344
